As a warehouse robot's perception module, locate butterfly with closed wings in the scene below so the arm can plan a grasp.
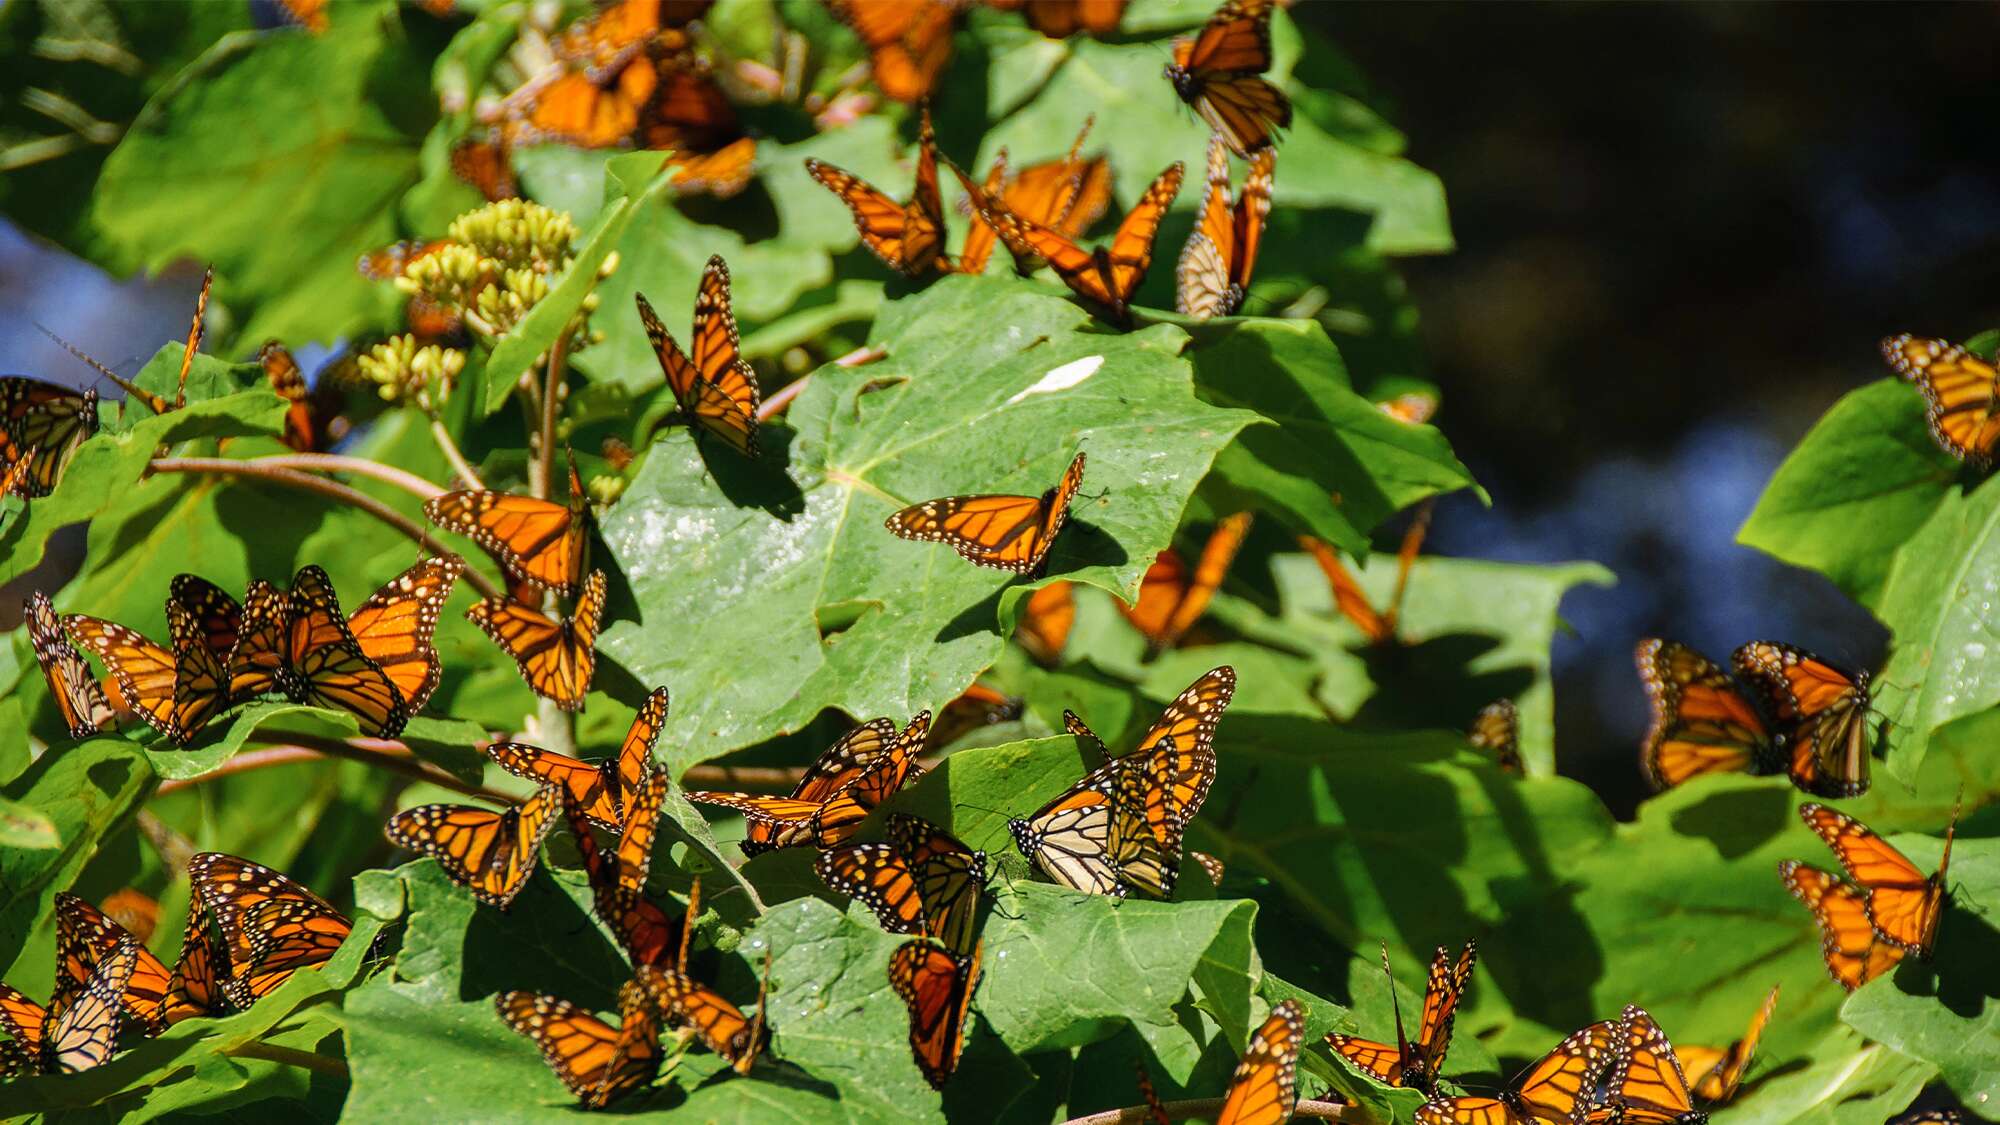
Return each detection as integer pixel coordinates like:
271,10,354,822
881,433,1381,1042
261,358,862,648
818,813,986,956
1329,942,1476,1095
1177,136,1274,319
808,109,947,278
635,256,762,457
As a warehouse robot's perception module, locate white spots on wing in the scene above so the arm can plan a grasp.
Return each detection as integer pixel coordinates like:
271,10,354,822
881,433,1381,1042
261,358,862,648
1006,355,1102,405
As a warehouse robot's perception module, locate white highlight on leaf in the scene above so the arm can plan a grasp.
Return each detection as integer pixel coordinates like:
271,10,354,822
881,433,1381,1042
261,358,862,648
1006,355,1102,405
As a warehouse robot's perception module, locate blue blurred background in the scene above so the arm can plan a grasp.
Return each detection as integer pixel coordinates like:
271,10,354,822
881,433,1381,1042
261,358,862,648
5,3,1997,812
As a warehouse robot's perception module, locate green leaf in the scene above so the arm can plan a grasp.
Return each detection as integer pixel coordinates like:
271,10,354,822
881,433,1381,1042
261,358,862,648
1874,474,2000,782
1840,835,2000,1114
1186,318,1480,551
1739,380,1958,609
598,276,1258,772
1720,1026,1933,1125
0,797,59,850
0,739,152,971
87,3,428,347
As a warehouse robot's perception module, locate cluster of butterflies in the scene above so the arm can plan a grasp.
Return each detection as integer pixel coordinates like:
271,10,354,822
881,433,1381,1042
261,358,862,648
26,557,461,744
0,855,358,1076
1327,941,1776,1124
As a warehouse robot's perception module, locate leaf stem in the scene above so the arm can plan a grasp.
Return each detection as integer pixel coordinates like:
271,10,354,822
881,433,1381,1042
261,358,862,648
429,418,486,490
221,1040,351,1078
149,457,503,601
209,452,444,501
536,326,572,500
1057,1097,1352,1125
155,738,518,805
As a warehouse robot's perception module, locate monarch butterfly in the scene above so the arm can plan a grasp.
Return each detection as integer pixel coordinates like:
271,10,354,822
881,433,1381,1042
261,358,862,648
1017,580,1077,665
186,852,357,1010
97,889,159,945
1299,499,1433,647
807,110,947,278
171,265,214,411
25,591,111,739
956,161,1184,327
1467,700,1523,775
635,256,762,457
162,906,226,1024
1329,943,1475,1094
492,686,668,833
1164,0,1292,158
51,893,175,1035
1733,641,1873,799
466,569,607,712
958,117,1114,276
1216,999,1305,1125
1120,513,1253,656
688,712,928,855
1633,639,1773,791
1414,1019,1620,1125
637,962,769,1075
817,813,986,956
1135,1063,1173,1125
1380,391,1441,426
1067,665,1235,847
1880,334,2000,468
424,458,590,596
274,0,328,33
384,784,565,907
259,341,349,453
497,982,662,1109
561,779,679,968
62,602,231,744
274,565,411,737
0,936,137,1076
1677,985,1777,1104
889,939,980,1089
1779,860,1905,991
449,137,519,202
932,682,1023,747
548,0,671,80
665,135,757,199
1798,801,1955,957
1010,736,1181,898
828,0,959,104
343,555,463,713
1177,137,1274,319
0,377,98,498
638,55,746,151
1594,1006,1708,1125
885,451,1086,576
987,0,1126,38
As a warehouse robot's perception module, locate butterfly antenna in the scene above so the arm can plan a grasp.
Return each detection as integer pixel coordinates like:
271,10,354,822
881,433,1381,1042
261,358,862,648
1384,496,1435,635
33,323,168,414
1940,786,1963,880
1380,942,1412,1061
175,265,213,410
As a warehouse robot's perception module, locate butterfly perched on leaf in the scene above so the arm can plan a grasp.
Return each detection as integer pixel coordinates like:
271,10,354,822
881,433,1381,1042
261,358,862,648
956,160,1184,327
1467,699,1523,775
561,770,679,968
1016,580,1077,665
267,565,412,736
0,377,97,499
1119,512,1252,656
25,591,111,740
1595,1005,1709,1125
635,255,762,457
492,686,668,833
1733,641,1874,799
688,712,929,856
1779,859,1905,991
1216,999,1305,1125
425,457,590,596
817,813,986,956
1177,136,1273,319
384,784,565,907
498,981,662,1109
1164,0,1293,157
885,451,1086,576
465,568,608,711
635,960,770,1076
185,852,357,1011
1881,333,2000,469
889,938,980,1089
62,594,232,744
1415,1018,1620,1125
0,936,138,1077
957,117,1113,276
1677,984,1777,1104
1070,665,1234,840
807,109,947,278
51,893,178,1037
1329,942,1476,1095
1010,734,1182,899
828,0,960,103
1299,499,1433,647
1634,639,1774,791
1797,801,1955,959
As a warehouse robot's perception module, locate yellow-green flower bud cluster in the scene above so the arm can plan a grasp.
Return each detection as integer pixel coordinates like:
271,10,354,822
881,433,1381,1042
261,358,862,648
356,334,466,410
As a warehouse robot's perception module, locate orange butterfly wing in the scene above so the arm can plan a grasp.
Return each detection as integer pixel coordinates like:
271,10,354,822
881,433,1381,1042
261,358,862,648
1780,861,1905,991
1120,512,1251,653
1733,641,1871,798
423,483,586,597
186,852,353,1008
889,939,981,1089
1510,1018,1620,1122
497,983,661,1108
1468,699,1523,775
1635,639,1771,790
465,569,606,711
1880,334,2000,468
345,556,462,712
52,893,173,1033
1601,1005,1700,1124
1017,579,1077,664
831,0,958,103
640,966,765,1073
1217,999,1305,1125
807,113,947,276
635,256,760,456
384,785,564,907
885,451,1085,574
25,591,110,739
817,843,926,935
1681,984,1777,1103
1798,803,1947,955
1164,0,1291,156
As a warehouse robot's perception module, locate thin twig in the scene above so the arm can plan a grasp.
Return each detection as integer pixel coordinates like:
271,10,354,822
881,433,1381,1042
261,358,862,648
755,345,886,422
428,419,486,491
536,327,572,499
679,763,810,790
154,747,326,795
220,452,443,501
1059,1097,1352,1125
149,458,503,601
164,735,521,805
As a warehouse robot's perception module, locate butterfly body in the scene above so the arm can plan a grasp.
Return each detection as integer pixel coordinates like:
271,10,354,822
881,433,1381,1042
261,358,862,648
1732,641,1872,798
1164,0,1292,157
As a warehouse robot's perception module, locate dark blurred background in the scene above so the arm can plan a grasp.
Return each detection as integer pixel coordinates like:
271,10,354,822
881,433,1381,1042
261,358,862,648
6,3,1998,813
